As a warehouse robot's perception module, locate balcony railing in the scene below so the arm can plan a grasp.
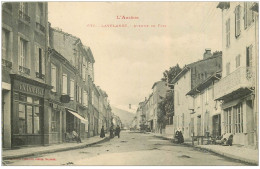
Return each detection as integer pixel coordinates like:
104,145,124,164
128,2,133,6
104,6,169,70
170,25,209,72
36,22,45,33
36,72,45,80
18,10,30,23
2,59,12,69
19,65,30,75
214,66,255,100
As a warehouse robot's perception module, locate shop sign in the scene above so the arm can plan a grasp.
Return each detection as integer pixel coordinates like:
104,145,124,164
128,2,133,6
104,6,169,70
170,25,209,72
14,80,44,96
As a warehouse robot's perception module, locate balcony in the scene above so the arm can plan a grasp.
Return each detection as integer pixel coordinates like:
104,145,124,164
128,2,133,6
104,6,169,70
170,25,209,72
36,22,45,33
2,59,12,69
214,67,255,101
19,66,30,75
36,72,45,80
18,10,30,23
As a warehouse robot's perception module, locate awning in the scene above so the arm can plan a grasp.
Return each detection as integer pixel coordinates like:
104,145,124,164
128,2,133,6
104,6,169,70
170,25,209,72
67,109,88,123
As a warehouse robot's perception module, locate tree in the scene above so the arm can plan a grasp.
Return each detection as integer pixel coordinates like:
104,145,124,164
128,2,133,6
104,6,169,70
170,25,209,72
161,64,182,89
157,64,182,133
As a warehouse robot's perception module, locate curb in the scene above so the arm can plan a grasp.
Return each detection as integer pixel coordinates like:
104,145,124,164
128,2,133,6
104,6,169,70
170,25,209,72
2,137,110,160
152,133,258,165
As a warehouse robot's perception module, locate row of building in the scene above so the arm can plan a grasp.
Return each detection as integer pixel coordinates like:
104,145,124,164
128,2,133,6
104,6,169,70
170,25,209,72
134,2,258,148
2,2,119,149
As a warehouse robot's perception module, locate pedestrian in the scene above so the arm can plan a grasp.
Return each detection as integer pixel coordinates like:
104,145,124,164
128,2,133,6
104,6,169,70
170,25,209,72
178,129,184,144
115,125,121,138
109,126,114,138
174,130,180,143
72,129,82,143
100,126,105,138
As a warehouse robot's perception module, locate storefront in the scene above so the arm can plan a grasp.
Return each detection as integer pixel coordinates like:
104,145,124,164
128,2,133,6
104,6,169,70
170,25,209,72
10,74,51,147
66,109,88,139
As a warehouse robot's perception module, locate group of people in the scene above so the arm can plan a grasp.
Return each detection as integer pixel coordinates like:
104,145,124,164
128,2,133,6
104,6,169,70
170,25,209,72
100,125,121,139
174,129,184,144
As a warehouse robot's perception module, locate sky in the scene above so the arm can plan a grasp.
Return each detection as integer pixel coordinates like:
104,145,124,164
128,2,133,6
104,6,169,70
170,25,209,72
48,2,222,112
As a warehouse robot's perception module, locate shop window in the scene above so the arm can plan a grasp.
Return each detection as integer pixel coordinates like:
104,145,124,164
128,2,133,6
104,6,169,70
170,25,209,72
27,105,33,134
34,107,40,134
234,103,243,133
224,108,232,133
17,95,42,135
18,104,26,134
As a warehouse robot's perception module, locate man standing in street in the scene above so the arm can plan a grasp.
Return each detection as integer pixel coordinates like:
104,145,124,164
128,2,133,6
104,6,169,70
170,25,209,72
115,125,121,138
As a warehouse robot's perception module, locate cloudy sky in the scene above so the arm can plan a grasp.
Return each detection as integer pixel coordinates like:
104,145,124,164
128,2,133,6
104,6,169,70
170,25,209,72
48,2,222,111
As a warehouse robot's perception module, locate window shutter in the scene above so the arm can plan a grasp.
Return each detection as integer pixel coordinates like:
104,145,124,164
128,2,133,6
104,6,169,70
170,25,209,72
35,46,39,73
42,49,45,75
244,2,247,29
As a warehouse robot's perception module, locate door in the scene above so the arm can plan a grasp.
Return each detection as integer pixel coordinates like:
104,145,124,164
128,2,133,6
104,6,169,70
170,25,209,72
212,114,221,138
197,115,201,136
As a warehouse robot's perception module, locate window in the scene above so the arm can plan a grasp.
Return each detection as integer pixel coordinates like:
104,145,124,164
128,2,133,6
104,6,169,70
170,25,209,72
18,104,26,134
70,79,74,100
234,103,243,133
226,18,230,47
224,108,232,133
51,110,59,132
62,74,68,95
35,45,45,78
246,45,253,68
79,86,82,104
83,64,86,81
83,90,88,106
17,96,42,135
2,29,10,60
244,2,254,29
19,38,28,68
36,3,44,24
226,62,230,75
235,5,241,38
204,89,209,104
34,106,40,134
19,2,29,14
236,55,241,68
51,64,57,92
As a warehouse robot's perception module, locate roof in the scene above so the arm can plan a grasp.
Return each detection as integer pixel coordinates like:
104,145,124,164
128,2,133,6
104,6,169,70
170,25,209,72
171,54,222,84
186,71,222,96
83,45,95,63
152,81,166,89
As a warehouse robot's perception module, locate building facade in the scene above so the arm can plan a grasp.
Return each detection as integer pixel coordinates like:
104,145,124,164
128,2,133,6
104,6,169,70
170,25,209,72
187,72,222,138
2,2,51,148
216,2,258,147
172,50,222,140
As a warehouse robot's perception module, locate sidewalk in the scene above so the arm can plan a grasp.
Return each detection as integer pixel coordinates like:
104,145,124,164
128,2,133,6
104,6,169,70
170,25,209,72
2,136,109,160
151,132,258,165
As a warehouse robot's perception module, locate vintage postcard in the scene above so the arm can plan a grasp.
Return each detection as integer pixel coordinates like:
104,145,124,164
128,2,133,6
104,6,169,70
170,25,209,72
1,1,259,166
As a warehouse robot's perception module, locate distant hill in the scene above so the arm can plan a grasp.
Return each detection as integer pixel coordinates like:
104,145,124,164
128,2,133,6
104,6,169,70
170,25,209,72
111,106,135,128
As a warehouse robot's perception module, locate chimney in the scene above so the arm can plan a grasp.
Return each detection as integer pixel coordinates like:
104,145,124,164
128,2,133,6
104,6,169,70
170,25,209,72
203,48,212,59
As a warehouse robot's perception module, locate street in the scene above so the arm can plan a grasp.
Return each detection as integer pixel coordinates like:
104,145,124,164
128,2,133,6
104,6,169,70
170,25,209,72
5,131,248,166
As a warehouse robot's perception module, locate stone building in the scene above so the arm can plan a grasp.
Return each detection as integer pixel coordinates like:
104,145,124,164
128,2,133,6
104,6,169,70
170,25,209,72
186,71,222,138
2,2,51,148
172,50,222,140
216,2,258,147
